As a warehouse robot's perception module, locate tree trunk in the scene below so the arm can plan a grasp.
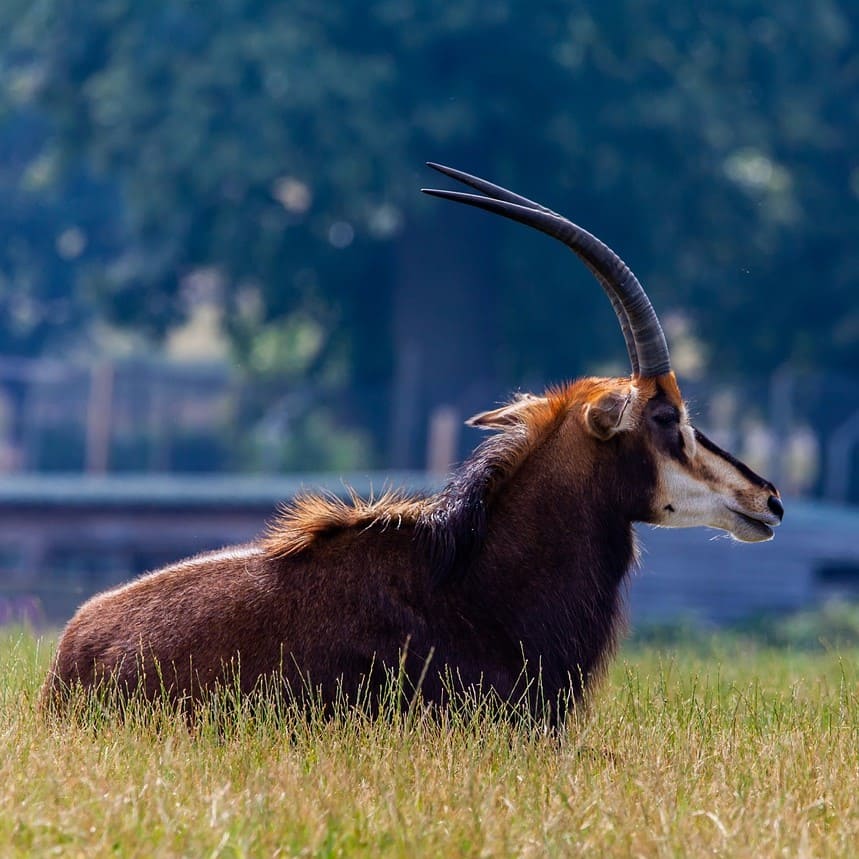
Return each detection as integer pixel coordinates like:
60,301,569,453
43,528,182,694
391,209,500,468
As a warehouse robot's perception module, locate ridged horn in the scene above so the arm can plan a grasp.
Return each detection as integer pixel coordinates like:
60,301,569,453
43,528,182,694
422,163,671,378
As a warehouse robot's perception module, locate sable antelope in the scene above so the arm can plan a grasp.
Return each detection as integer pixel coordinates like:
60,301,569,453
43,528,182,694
42,164,783,723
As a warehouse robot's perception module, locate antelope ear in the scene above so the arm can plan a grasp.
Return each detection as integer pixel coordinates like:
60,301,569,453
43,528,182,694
466,394,546,430
583,389,635,440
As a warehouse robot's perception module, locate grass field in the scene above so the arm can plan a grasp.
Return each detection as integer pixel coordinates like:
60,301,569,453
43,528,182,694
2,627,858,857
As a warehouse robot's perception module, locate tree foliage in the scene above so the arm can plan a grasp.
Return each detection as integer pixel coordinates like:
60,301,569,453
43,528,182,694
1,1,858,455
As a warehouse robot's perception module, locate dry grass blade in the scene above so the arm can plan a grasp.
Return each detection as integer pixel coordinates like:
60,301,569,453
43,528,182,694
2,629,859,856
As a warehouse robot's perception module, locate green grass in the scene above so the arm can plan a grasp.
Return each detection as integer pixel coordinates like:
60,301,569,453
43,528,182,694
3,627,859,857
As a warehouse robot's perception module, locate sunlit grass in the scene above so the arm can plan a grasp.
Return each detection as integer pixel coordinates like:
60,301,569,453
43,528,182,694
2,628,858,856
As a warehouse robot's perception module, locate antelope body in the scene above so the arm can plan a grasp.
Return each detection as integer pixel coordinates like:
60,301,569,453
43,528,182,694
42,164,783,722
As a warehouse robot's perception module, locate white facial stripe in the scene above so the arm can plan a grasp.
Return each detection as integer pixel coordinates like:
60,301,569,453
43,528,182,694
658,458,727,527
680,425,696,457
653,424,776,542
618,387,639,432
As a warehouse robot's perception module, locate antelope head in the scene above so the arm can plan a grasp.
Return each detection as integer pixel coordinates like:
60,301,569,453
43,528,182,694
423,164,783,542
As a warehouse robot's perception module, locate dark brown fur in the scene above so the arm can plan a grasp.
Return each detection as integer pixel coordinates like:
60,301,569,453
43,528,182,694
40,374,766,724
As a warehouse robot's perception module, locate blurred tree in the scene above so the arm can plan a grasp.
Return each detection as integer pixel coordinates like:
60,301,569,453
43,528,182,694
0,87,122,357
2,0,858,466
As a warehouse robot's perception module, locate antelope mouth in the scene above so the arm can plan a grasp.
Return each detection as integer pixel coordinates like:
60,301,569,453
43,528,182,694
728,508,776,542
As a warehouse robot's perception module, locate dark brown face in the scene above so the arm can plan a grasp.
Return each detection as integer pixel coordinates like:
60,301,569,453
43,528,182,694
645,395,688,462
573,373,783,540
641,392,783,541
470,373,783,542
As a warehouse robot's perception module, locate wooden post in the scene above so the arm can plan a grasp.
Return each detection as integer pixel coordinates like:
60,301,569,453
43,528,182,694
86,361,114,474
426,405,459,476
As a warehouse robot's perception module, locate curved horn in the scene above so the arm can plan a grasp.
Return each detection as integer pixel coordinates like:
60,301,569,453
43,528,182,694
422,164,671,378
426,164,640,375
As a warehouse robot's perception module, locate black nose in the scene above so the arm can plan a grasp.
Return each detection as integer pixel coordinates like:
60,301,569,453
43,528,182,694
767,495,784,521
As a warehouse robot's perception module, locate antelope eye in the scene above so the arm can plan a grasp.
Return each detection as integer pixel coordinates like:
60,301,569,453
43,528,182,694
652,409,679,427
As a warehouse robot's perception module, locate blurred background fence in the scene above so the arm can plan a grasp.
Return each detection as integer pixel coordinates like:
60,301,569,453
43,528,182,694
1,354,857,502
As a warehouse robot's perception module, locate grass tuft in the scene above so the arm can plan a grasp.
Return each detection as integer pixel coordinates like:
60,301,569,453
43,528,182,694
3,626,859,856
